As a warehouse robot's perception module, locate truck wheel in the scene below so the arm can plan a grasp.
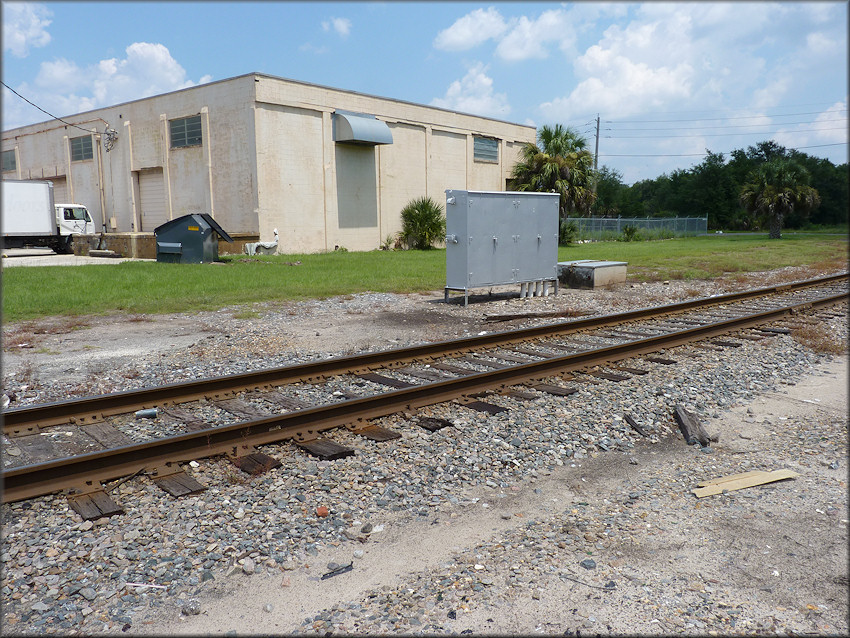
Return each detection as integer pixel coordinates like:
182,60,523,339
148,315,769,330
55,236,74,255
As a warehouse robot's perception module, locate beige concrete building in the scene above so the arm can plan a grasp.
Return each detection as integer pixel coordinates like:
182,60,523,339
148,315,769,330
2,72,536,255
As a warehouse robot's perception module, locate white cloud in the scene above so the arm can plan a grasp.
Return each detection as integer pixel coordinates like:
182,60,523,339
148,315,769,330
3,2,52,57
434,6,579,61
4,42,211,129
433,7,508,51
806,31,839,56
430,62,510,119
495,9,574,61
322,17,351,37
541,43,693,120
810,100,849,144
299,42,329,55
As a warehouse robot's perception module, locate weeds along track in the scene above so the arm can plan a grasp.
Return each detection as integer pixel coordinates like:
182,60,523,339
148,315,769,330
2,273,847,515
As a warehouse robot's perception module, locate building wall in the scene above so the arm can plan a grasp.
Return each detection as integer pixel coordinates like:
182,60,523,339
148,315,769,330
254,103,328,252
3,76,260,240
3,72,536,253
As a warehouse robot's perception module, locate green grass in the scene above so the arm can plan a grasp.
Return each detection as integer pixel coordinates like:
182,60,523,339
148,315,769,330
2,235,847,322
562,234,848,281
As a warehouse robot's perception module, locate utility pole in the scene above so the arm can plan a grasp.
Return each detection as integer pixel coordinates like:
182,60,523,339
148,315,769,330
592,114,600,200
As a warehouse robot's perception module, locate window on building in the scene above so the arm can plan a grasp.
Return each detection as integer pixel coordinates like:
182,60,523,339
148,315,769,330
71,135,94,161
170,115,202,148
473,136,499,163
2,149,15,172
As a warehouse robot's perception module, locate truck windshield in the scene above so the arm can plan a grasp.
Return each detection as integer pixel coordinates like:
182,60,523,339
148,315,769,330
62,207,91,222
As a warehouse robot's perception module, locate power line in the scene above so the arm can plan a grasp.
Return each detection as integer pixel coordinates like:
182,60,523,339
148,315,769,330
611,117,847,132
607,107,847,124
599,142,847,158
1,80,97,133
606,125,848,139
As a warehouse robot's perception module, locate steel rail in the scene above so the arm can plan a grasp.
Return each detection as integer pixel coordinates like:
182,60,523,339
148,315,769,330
3,273,847,435
3,288,846,504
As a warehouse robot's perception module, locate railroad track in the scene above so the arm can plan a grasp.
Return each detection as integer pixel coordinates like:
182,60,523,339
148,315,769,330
2,273,847,514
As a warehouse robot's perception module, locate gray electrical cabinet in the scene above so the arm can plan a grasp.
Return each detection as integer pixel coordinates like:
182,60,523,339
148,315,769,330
444,190,560,305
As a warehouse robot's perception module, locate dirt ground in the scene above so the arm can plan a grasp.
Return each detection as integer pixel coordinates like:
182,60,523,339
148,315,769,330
125,357,848,636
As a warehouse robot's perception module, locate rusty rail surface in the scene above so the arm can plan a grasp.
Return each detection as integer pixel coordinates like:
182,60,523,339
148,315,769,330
3,272,847,436
3,282,847,504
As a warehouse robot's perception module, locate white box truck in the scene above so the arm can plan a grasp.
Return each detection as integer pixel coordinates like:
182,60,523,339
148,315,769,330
2,180,94,254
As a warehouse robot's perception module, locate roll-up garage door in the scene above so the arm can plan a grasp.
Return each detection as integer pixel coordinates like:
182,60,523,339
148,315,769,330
50,177,68,205
139,168,167,231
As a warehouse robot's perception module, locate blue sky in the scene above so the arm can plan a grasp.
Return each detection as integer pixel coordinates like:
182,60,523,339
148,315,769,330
3,1,847,184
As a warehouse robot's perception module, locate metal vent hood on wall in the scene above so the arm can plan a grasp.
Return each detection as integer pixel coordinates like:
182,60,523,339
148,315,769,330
333,110,393,145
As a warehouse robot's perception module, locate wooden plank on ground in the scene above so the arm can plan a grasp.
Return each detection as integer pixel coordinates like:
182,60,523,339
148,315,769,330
696,470,763,487
692,469,800,498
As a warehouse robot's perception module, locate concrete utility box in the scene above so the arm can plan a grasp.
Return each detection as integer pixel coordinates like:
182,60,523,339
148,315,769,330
154,214,233,263
558,260,628,289
444,190,560,305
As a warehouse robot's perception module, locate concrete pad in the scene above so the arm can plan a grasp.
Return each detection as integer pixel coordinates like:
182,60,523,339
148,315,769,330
558,260,628,288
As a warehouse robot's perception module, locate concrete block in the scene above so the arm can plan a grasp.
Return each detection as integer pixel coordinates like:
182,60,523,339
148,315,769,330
558,260,627,289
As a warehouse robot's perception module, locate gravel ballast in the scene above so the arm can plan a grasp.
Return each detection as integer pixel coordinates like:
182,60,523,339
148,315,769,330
1,265,847,636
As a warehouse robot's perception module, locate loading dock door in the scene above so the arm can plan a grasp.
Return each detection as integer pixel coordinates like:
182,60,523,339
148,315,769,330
50,177,68,205
139,168,167,231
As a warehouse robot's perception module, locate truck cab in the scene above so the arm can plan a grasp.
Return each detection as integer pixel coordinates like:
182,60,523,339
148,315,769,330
55,204,95,236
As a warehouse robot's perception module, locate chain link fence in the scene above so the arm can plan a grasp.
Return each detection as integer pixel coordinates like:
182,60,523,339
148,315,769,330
564,216,707,241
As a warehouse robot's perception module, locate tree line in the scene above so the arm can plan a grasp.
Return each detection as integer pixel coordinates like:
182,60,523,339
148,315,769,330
510,126,848,234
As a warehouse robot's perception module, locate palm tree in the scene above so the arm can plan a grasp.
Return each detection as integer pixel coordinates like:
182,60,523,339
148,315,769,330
398,196,446,249
739,158,821,239
510,124,596,230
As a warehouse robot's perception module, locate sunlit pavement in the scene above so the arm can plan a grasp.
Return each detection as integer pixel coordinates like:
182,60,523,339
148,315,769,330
1,248,154,267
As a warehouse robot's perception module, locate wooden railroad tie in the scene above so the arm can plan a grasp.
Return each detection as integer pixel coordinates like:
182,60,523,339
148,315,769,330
148,463,207,497
459,399,510,415
673,405,717,447
296,437,355,461
416,417,454,432
67,482,124,521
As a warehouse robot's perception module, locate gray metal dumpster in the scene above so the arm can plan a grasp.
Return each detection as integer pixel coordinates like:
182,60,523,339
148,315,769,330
154,213,233,263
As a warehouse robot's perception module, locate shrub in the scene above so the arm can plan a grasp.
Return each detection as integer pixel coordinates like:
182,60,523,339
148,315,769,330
399,196,446,250
620,225,641,242
559,220,579,245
